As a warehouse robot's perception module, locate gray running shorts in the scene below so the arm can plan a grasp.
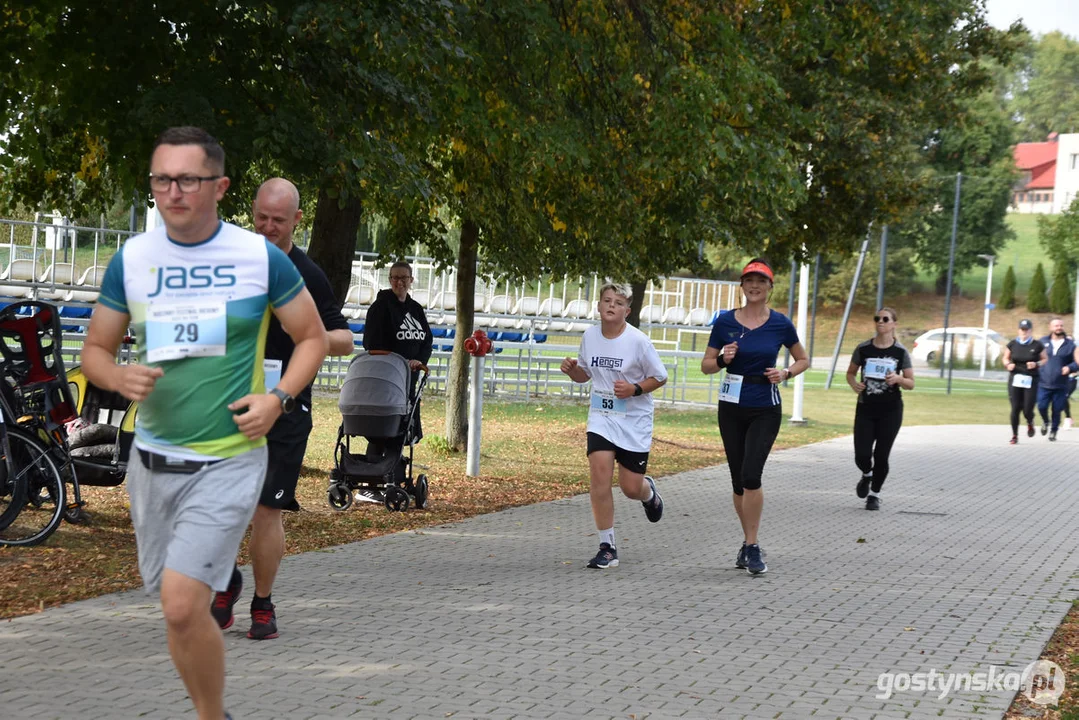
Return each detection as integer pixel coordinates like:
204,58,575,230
127,446,268,593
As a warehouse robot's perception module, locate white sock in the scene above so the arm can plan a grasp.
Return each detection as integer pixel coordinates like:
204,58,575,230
599,528,615,548
643,487,654,503
868,490,880,498
864,470,873,477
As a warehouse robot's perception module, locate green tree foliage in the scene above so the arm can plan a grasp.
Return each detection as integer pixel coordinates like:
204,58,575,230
0,1,1020,281
1050,261,1074,314
0,1,457,295
1011,32,1079,140
894,87,1018,292
1000,265,1017,309
816,248,919,309
1028,262,1049,313
1039,197,1079,268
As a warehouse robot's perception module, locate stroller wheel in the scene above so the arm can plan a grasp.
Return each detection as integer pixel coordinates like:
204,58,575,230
384,485,410,512
327,484,353,511
62,502,89,524
413,475,429,510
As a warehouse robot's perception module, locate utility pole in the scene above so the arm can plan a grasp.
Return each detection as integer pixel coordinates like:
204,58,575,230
877,225,888,310
977,254,995,377
941,172,962,394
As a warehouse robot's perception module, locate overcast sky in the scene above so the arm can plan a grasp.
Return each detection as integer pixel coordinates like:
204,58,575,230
985,0,1079,38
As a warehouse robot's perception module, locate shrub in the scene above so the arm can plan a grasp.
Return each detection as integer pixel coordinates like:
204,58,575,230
1000,265,1017,309
1050,262,1074,314
1028,263,1049,313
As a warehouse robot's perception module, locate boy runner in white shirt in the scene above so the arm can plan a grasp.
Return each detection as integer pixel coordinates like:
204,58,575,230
561,282,668,569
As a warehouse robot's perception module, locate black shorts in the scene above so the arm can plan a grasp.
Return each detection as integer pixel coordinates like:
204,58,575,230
259,408,313,511
586,432,650,475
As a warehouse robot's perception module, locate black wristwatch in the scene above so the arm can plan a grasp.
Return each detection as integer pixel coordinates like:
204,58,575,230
269,387,296,414
633,383,643,397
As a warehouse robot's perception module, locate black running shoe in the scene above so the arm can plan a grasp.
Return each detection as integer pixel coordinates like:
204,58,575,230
211,568,243,630
1049,431,1058,442
1028,422,1036,438
247,601,278,640
856,474,871,499
1042,421,1050,436
744,544,767,575
735,543,747,569
866,495,881,511
642,476,663,523
1009,436,1018,445
587,543,618,569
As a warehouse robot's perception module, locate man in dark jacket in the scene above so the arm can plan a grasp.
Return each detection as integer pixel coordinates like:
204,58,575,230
212,177,354,640
1037,317,1079,441
362,261,433,441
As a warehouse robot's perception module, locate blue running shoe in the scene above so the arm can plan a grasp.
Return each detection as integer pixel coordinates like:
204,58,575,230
744,544,767,575
587,543,618,569
642,476,663,522
735,543,747,569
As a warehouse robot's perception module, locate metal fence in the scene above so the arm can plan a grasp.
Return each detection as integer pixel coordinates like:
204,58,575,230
2,212,745,405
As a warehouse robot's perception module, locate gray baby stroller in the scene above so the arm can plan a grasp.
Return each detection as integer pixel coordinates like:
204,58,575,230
327,350,429,512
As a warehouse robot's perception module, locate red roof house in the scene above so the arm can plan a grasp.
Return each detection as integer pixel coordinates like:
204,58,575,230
1012,135,1057,211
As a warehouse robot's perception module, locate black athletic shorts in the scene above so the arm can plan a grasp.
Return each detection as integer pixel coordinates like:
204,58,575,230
586,432,650,475
259,407,313,511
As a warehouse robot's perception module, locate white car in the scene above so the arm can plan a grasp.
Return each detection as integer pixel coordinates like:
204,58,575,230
910,327,1005,364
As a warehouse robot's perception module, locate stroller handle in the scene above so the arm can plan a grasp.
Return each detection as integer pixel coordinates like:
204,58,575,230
366,350,429,376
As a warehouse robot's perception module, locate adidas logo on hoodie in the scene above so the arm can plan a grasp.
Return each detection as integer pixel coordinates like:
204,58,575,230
397,313,427,341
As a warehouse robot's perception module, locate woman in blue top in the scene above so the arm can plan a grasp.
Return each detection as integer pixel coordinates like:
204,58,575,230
701,259,809,575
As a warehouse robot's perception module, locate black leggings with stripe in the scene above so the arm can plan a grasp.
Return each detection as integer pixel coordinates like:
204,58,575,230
717,403,782,494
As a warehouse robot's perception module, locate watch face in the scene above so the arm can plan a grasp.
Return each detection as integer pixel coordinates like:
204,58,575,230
273,389,295,413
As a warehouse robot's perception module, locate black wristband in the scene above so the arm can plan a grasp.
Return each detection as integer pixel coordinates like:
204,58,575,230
716,354,727,370
633,383,643,397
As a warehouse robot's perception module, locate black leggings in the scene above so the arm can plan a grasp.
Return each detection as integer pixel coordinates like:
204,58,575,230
1008,381,1037,435
717,403,782,495
853,402,903,492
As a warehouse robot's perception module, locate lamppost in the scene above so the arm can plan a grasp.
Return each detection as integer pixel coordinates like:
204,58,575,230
978,254,995,377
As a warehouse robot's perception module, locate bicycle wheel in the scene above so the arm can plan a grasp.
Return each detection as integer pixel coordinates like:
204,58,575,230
0,439,27,531
0,427,66,546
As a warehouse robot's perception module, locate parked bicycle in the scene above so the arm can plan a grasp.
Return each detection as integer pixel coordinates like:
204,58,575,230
0,301,81,545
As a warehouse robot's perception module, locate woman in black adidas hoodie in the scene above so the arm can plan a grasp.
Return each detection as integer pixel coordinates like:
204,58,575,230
362,261,433,439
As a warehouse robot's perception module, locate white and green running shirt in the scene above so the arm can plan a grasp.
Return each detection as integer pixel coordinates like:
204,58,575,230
98,221,304,461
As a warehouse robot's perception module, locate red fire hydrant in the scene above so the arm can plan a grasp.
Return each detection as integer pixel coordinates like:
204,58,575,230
463,329,493,357
463,330,493,476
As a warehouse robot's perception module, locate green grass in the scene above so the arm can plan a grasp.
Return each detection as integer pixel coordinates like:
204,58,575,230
394,372,1007,438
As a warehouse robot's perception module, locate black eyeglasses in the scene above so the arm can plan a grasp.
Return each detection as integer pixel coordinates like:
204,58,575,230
873,316,893,323
149,174,222,193
389,275,412,282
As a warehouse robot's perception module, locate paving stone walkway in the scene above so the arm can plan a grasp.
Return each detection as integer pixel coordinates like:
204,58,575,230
4,424,1078,719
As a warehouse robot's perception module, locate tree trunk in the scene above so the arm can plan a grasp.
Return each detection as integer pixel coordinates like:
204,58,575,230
627,280,646,328
934,271,959,298
307,187,363,305
445,219,479,450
